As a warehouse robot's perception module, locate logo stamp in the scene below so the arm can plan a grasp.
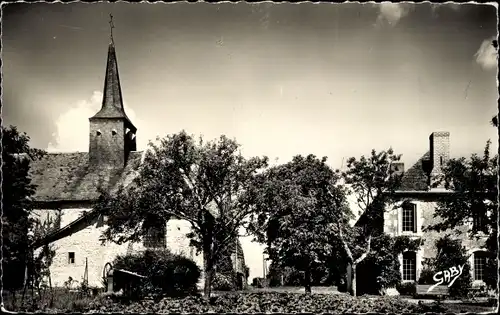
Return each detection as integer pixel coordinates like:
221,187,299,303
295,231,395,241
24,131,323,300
427,265,464,293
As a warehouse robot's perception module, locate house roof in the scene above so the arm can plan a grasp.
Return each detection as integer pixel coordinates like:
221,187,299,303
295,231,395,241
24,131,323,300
397,151,431,191
29,151,143,202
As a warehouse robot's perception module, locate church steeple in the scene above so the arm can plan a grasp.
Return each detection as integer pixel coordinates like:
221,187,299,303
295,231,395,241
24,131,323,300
89,14,137,169
90,14,134,129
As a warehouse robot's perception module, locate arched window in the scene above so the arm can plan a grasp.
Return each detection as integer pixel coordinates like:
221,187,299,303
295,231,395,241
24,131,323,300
402,203,417,233
473,251,488,281
402,251,417,281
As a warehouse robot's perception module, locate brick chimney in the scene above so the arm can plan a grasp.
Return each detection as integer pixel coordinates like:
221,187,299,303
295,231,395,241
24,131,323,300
429,131,450,189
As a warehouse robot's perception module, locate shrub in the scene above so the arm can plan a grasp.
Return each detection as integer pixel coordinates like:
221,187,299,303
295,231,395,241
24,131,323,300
112,249,200,298
212,272,235,291
418,267,436,285
432,236,472,298
396,282,416,296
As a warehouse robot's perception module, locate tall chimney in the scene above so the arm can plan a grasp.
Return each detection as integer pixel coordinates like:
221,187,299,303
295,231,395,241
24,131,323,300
429,131,450,188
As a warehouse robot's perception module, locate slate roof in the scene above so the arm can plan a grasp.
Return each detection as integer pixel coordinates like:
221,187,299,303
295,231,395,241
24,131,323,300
29,151,143,202
397,151,432,191
91,42,135,130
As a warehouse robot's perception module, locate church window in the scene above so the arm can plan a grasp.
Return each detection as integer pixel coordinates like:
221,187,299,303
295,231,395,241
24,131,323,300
402,203,417,233
402,251,416,281
68,252,75,264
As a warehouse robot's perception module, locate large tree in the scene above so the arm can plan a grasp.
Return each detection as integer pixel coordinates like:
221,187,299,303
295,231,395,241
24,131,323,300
95,131,268,297
425,140,498,290
338,148,403,296
246,155,352,294
1,126,45,302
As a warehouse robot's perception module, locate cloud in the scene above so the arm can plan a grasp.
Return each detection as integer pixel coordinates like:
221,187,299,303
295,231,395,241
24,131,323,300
375,3,410,27
47,91,141,152
474,37,498,71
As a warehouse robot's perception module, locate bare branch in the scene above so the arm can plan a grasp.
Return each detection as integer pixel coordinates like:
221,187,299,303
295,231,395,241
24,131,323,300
354,234,372,264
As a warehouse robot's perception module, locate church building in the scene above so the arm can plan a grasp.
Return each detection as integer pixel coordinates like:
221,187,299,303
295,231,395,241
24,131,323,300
28,29,246,289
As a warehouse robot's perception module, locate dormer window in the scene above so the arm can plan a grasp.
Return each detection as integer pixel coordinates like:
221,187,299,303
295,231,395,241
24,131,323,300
96,130,102,136
112,129,117,135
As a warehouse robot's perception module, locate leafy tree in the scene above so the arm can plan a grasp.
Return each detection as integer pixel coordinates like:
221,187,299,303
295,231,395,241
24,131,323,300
423,236,473,297
338,148,403,296
95,131,268,297
425,140,498,290
246,155,352,294
1,126,45,304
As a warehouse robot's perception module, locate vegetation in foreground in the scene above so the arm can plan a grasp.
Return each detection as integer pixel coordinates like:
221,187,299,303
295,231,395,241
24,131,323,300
3,290,476,313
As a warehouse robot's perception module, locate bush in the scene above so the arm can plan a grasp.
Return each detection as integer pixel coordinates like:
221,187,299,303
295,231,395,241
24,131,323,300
418,267,435,285
212,272,235,291
432,236,472,298
112,249,200,298
396,282,416,296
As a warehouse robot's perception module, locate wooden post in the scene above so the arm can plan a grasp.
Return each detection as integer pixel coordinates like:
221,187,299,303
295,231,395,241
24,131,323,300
107,270,114,293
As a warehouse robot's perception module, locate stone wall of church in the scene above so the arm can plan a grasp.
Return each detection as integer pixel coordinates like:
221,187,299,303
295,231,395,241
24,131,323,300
32,208,130,288
32,209,247,289
32,210,207,289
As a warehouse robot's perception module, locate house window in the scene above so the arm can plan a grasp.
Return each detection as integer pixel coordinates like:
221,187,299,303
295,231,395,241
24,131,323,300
68,252,75,264
402,203,417,233
473,251,487,281
402,251,417,281
473,212,487,232
143,217,166,249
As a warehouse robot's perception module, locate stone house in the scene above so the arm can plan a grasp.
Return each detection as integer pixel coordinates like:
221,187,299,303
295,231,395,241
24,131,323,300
350,131,489,291
28,36,246,290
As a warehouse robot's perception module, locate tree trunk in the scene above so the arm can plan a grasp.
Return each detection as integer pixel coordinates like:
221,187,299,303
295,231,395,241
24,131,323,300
304,268,312,294
203,250,214,298
48,268,54,307
351,264,357,297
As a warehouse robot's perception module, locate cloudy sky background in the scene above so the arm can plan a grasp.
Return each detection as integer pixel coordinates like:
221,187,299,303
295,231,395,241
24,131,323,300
2,1,498,281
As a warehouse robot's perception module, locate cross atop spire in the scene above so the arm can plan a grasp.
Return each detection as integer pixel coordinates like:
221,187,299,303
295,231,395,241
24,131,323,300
109,13,115,44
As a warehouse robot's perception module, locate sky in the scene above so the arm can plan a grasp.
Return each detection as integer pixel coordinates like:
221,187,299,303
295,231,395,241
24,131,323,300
2,1,499,282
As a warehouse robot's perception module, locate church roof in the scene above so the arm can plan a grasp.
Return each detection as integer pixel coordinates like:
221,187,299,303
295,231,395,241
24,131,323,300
29,151,143,202
90,41,135,130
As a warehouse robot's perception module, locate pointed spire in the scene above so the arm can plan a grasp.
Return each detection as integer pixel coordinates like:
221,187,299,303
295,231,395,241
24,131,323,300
90,15,135,130
109,13,115,45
